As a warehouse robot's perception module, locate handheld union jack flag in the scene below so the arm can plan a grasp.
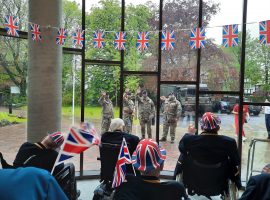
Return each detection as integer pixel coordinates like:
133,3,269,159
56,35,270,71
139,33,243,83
4,15,20,37
56,28,67,46
30,23,42,42
222,24,238,48
259,20,270,44
73,29,85,47
161,30,175,51
51,127,100,174
114,32,126,50
93,31,105,48
112,138,133,188
136,31,149,51
189,27,206,49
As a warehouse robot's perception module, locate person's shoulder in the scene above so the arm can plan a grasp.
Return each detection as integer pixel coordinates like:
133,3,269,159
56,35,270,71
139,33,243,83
122,132,140,142
218,135,236,143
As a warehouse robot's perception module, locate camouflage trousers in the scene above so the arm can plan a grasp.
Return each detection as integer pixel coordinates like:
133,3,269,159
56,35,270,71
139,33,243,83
101,116,112,134
162,118,177,141
139,119,152,139
123,115,133,134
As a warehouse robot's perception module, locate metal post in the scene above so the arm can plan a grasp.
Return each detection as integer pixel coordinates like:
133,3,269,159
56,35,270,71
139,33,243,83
156,0,163,143
238,0,248,176
119,0,125,118
195,0,203,132
80,0,86,176
9,93,12,114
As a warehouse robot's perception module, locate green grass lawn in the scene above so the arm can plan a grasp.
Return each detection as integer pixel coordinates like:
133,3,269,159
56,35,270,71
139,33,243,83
62,106,120,119
0,112,27,123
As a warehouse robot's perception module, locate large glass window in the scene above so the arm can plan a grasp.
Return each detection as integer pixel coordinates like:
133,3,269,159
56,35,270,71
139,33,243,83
0,36,28,165
85,0,121,61
161,0,199,81
84,64,120,170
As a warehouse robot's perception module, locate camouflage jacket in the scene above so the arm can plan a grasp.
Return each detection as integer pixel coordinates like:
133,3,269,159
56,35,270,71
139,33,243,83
123,98,135,116
98,97,114,118
163,98,182,118
136,95,155,118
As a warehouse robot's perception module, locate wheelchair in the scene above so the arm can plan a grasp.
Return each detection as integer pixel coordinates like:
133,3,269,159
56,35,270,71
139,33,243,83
175,154,238,200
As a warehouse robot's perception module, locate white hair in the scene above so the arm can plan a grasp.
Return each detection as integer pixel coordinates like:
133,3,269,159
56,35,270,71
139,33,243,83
110,118,125,132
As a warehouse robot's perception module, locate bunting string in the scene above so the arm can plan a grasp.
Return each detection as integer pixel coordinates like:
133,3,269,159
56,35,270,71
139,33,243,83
2,14,270,50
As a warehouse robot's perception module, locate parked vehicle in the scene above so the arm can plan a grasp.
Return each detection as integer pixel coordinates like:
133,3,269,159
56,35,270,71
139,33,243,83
248,105,261,116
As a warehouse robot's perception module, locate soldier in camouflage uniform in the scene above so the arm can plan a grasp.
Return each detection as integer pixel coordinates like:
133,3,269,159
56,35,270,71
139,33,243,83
136,90,155,139
123,91,135,133
98,92,114,134
160,93,182,143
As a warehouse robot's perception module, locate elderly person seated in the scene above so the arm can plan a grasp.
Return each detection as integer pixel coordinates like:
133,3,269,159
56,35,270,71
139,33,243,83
1,131,64,172
174,112,242,189
114,139,188,200
94,118,140,199
239,164,270,200
0,167,68,200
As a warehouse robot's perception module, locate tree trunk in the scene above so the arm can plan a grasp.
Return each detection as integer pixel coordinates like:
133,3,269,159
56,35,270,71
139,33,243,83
28,0,62,142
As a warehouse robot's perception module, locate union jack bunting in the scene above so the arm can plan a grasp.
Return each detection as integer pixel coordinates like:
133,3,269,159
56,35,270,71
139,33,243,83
55,127,100,165
114,32,126,50
56,28,67,46
4,15,19,37
112,138,133,188
73,29,85,47
136,31,149,51
222,24,238,48
189,27,206,49
30,23,42,42
259,20,270,44
93,31,105,48
161,30,175,51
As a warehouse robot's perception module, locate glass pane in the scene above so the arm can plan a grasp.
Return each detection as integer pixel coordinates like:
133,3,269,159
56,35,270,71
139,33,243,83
85,0,121,61
201,0,242,91
161,0,199,81
124,0,159,71
123,75,157,139
62,0,82,48
159,84,195,171
62,54,82,171
0,0,28,31
84,65,120,171
0,36,28,165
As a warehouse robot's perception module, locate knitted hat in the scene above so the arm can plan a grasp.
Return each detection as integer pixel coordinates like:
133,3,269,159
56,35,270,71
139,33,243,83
132,139,166,172
49,132,64,148
200,112,221,131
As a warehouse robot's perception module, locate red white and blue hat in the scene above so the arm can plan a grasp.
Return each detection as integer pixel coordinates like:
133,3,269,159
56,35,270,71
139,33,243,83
132,139,166,172
200,112,221,131
49,131,64,147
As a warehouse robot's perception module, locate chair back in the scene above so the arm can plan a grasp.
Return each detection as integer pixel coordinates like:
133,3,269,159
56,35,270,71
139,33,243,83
182,153,230,197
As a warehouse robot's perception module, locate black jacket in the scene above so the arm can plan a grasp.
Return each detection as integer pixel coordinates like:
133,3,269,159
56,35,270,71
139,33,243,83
100,131,140,182
13,142,58,172
114,174,188,200
239,174,270,200
174,133,241,188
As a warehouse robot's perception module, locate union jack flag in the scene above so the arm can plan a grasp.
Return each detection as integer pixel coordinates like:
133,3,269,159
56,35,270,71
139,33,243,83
55,127,100,166
132,139,166,172
56,28,67,46
4,15,19,37
93,31,105,48
114,32,126,50
73,29,85,47
136,31,149,51
30,23,42,42
189,27,206,49
259,20,270,44
112,138,133,188
200,112,221,131
161,30,175,51
222,24,238,48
